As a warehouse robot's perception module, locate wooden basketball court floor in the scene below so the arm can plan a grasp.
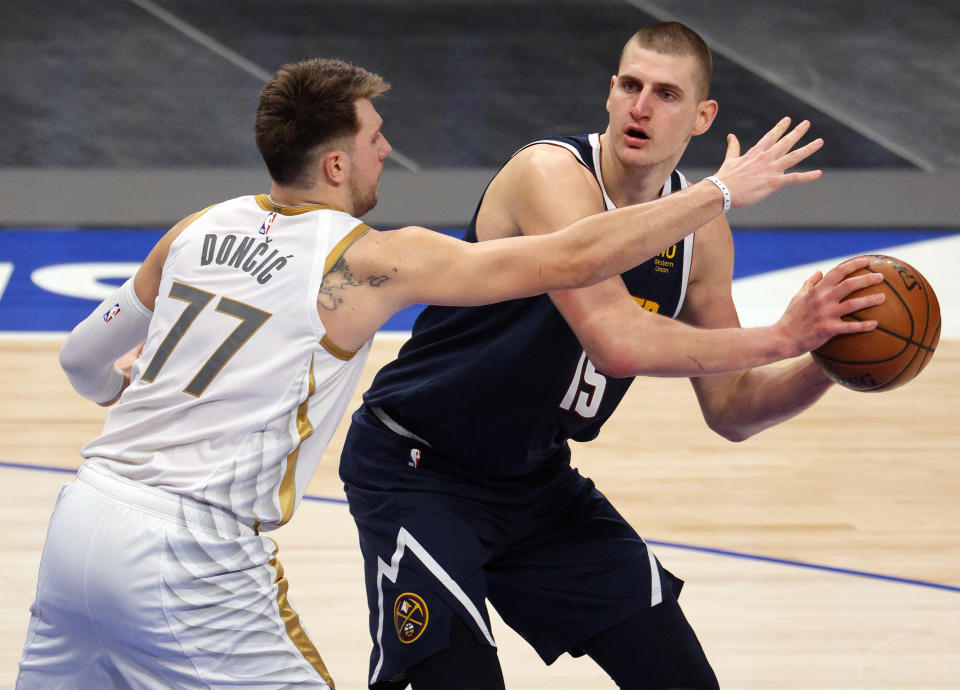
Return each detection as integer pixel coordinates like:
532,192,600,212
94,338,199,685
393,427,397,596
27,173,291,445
2,248,958,688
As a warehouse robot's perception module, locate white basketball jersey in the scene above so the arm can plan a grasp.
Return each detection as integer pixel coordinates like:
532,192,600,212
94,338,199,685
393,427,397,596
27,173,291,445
83,195,372,531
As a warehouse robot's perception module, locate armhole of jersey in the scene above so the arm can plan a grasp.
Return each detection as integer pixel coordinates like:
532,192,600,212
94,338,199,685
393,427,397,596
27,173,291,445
320,334,359,361
672,233,695,319
315,222,372,360
671,171,694,319
323,222,371,275
588,133,616,211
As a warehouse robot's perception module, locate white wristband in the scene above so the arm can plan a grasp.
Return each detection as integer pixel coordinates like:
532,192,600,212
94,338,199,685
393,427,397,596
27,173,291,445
705,175,731,214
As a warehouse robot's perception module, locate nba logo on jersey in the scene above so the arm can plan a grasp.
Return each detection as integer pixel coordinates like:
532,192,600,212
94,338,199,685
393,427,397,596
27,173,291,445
102,303,121,323
408,448,421,468
259,212,278,235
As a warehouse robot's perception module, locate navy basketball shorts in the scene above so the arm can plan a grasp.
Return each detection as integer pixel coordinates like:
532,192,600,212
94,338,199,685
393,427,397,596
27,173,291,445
341,409,683,687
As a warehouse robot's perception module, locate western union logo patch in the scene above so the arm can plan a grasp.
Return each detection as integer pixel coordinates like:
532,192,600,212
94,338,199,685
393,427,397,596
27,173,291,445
394,592,429,643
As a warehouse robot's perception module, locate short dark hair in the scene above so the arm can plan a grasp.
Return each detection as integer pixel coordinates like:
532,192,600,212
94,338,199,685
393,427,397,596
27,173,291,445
620,22,713,99
255,58,390,188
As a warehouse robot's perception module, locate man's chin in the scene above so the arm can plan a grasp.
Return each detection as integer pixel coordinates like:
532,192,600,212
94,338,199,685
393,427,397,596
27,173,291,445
618,145,654,166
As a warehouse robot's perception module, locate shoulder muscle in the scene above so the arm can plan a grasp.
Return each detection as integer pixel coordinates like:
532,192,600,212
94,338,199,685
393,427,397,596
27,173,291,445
481,143,604,240
134,209,210,310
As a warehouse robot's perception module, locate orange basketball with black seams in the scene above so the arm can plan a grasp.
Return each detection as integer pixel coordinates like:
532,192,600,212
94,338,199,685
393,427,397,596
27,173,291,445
812,255,940,392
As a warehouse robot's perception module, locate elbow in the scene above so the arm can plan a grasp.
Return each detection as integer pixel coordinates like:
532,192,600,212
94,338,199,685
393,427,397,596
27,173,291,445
59,339,119,403
589,343,637,380
59,343,89,397
588,332,671,380
703,414,754,443
58,340,84,381
716,426,752,443
596,358,636,380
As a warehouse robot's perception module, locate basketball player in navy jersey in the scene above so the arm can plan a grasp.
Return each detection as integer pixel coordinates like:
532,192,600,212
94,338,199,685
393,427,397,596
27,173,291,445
340,23,881,689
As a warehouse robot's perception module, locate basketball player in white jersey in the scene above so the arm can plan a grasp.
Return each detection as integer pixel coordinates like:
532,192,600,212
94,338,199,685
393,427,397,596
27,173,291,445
15,57,878,689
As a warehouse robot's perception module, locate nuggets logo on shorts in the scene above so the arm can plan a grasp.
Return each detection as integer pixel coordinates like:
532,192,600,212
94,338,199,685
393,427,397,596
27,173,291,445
393,592,428,643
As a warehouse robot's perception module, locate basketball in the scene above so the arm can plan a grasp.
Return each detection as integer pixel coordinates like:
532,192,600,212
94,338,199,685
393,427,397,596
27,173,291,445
812,255,940,392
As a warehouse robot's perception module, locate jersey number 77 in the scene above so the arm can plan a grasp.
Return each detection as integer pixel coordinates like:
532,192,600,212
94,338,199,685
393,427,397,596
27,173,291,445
141,281,272,397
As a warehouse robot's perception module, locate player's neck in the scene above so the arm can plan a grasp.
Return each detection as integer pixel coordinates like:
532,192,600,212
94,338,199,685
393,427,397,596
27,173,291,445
267,183,350,213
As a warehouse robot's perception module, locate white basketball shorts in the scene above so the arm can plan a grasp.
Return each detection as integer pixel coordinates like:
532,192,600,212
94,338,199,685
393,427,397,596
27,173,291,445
16,462,334,689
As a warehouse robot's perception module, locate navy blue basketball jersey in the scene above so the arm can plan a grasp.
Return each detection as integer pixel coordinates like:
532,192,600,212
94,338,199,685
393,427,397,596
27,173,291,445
361,134,694,478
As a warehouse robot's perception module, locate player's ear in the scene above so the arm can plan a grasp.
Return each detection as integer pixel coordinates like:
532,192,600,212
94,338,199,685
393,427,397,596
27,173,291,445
691,99,718,136
320,148,347,185
606,74,616,113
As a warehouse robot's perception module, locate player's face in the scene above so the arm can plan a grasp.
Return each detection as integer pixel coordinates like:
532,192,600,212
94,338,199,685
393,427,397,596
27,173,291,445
605,44,716,170
346,98,392,216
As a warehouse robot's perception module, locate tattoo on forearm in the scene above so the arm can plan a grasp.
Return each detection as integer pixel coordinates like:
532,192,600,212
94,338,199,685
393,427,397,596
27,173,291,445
317,256,395,311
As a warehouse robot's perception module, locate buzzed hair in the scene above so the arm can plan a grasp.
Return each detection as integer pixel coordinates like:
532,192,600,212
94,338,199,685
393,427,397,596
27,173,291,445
619,22,713,100
255,58,390,188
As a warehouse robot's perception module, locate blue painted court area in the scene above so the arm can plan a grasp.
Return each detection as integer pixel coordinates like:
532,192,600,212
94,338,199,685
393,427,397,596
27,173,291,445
0,227,956,332
727,228,957,278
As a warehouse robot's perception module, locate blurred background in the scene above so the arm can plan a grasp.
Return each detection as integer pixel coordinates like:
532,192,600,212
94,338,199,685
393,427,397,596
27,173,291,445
2,0,959,229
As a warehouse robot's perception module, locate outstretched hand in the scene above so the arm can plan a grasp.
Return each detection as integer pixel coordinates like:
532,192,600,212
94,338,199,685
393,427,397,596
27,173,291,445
776,257,885,357
714,117,823,209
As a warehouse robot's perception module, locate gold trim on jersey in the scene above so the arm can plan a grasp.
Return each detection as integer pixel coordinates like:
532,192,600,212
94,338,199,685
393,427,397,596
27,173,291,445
270,545,336,688
277,361,316,525
323,222,371,275
320,334,359,361
254,194,345,215
315,223,370,361
187,203,218,225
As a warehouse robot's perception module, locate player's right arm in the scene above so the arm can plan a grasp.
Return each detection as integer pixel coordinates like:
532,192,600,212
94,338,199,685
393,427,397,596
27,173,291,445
549,252,883,379
319,118,847,352
500,124,885,380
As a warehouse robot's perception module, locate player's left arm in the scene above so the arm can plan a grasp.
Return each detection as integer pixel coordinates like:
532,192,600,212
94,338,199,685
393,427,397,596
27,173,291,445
680,215,835,442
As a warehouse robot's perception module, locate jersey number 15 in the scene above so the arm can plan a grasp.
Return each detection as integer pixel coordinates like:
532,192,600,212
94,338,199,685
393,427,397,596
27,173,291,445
559,351,607,419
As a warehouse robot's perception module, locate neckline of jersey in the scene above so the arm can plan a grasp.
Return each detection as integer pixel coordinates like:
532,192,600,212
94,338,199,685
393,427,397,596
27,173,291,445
255,194,346,215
